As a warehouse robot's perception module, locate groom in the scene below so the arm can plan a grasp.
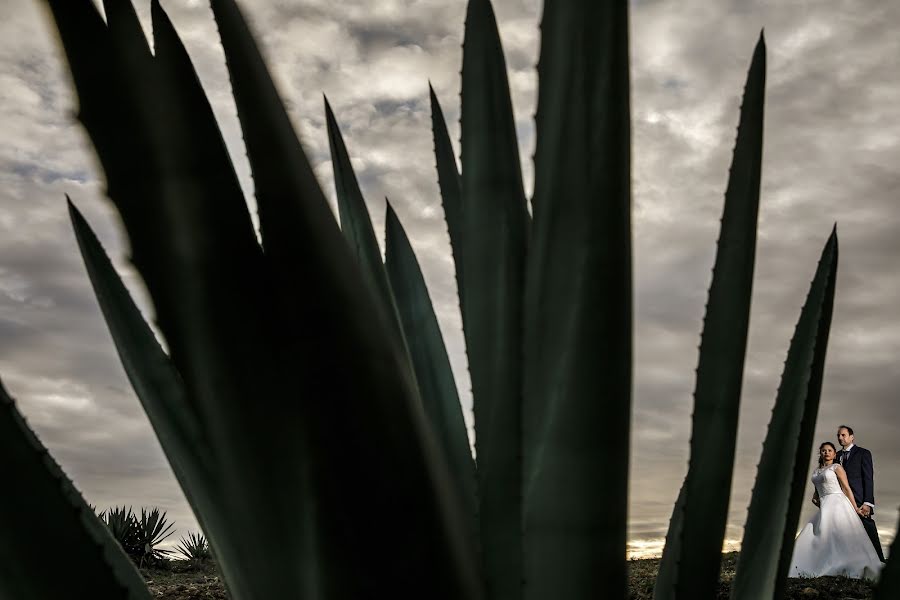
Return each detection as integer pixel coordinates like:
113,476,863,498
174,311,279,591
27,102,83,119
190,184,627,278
837,425,885,562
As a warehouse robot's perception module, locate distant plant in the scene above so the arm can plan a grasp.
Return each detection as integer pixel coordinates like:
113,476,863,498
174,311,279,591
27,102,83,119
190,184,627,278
134,507,175,567
97,506,174,567
175,531,212,562
97,505,142,558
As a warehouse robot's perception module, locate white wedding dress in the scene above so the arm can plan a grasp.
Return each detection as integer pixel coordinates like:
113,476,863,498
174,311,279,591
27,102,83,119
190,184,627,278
789,463,883,580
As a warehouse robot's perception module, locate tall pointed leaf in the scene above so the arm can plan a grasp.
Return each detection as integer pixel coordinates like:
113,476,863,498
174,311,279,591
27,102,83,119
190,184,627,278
325,99,417,374
874,511,900,600
326,100,400,317
653,484,686,598
461,0,529,596
654,33,766,600
67,199,240,580
69,199,215,492
522,1,631,597
207,0,483,596
0,379,152,599
429,84,465,315
384,201,479,558
47,0,315,596
732,228,838,599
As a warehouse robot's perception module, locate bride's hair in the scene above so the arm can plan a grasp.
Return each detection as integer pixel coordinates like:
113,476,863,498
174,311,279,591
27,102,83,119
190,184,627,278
818,441,837,467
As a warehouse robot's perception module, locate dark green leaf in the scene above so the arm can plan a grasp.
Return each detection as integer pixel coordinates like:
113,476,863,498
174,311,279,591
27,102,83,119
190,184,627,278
384,200,480,559
68,199,216,495
522,2,631,597
324,99,416,380
732,228,839,599
68,199,232,567
0,379,152,599
460,0,530,596
653,484,686,600
874,511,900,600
208,0,483,596
656,33,766,600
429,84,465,317
325,99,397,319
48,1,313,596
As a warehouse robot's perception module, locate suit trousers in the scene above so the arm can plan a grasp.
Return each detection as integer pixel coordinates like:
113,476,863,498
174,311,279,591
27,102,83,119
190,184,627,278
857,504,885,563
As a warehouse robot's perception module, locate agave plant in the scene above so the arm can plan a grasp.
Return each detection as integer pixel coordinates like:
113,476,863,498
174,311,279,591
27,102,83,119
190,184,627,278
1,0,896,599
176,531,212,562
96,505,174,566
97,505,141,557
133,507,175,567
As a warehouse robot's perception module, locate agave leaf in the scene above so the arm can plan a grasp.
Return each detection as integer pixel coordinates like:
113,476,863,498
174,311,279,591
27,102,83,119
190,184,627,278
521,2,631,597
384,201,480,557
460,0,529,596
68,198,236,573
655,33,766,600
429,84,465,316
324,100,419,389
0,379,152,599
208,0,482,596
653,484,686,598
874,511,900,600
68,199,218,498
731,227,838,599
42,0,161,262
47,1,313,596
325,99,399,322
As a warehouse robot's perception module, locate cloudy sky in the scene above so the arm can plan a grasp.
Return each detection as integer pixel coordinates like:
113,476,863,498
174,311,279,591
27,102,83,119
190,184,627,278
1,0,898,559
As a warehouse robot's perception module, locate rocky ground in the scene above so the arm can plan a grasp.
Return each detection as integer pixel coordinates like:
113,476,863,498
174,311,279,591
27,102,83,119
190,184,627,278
628,553,876,599
141,561,228,600
141,552,877,599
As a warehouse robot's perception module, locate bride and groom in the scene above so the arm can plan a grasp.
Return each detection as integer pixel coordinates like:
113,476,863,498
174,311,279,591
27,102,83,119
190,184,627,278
789,425,886,580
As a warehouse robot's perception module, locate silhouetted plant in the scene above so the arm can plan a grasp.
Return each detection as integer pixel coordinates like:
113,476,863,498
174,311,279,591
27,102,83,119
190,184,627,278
176,531,212,563
134,507,175,567
97,505,174,567
98,505,142,558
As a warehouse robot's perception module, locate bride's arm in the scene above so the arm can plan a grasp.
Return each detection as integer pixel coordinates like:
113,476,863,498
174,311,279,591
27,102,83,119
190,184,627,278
834,465,858,507
812,490,820,507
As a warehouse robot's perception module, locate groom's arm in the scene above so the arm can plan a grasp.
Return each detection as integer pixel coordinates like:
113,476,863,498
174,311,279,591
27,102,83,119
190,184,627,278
861,449,875,508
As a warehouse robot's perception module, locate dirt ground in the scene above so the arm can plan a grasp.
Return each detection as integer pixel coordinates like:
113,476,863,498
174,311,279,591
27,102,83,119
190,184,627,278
141,561,229,600
628,552,876,599
142,552,877,599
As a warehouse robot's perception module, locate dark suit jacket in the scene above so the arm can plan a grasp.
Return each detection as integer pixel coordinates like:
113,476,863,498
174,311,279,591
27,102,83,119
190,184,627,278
838,445,875,512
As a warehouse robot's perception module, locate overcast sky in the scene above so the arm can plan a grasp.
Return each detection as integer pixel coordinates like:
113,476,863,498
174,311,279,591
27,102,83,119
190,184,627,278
1,0,898,559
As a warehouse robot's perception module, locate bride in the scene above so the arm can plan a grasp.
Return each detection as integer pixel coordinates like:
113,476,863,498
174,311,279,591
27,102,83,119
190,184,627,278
789,441,883,579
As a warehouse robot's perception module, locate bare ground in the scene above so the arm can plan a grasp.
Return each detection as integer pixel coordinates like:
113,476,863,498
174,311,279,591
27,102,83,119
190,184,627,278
141,552,877,599
628,552,876,599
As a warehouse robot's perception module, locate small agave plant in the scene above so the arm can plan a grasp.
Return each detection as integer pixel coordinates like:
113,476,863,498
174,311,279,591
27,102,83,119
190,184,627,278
133,507,176,567
97,506,142,557
0,0,897,599
95,506,174,567
176,531,212,563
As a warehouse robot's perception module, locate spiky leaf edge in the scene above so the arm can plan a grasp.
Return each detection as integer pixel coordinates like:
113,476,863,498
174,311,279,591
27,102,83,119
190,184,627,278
0,380,153,599
655,32,767,600
460,0,530,596
208,0,483,596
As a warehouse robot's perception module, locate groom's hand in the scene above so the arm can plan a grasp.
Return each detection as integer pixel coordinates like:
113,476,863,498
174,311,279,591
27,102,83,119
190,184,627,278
859,505,872,518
